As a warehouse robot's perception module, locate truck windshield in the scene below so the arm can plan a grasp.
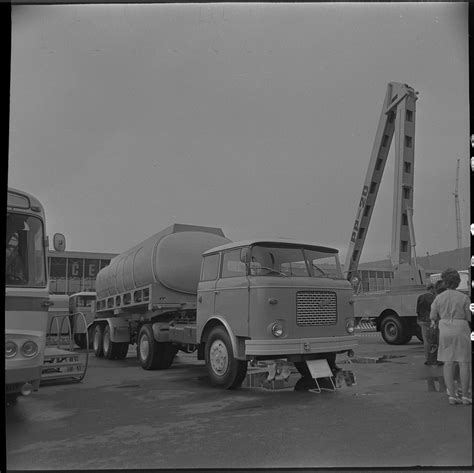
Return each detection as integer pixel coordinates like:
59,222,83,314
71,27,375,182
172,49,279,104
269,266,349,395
74,296,95,308
6,212,47,287
249,244,344,279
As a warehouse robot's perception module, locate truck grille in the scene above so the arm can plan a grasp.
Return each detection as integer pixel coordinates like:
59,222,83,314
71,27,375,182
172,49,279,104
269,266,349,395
296,291,337,326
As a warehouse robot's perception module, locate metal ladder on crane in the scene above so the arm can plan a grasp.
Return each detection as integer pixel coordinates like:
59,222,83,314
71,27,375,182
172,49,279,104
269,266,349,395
344,82,424,289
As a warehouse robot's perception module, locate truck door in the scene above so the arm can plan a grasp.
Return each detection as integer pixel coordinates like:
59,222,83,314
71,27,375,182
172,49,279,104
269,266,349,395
197,253,220,323
214,248,249,337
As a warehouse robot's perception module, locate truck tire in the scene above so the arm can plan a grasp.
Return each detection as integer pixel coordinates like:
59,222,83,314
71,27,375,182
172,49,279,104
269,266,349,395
102,325,129,360
74,333,87,349
381,315,412,345
205,326,247,389
92,324,104,358
137,325,177,370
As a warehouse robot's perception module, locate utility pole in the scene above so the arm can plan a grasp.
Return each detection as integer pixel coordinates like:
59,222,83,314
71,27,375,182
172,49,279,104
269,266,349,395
454,158,462,249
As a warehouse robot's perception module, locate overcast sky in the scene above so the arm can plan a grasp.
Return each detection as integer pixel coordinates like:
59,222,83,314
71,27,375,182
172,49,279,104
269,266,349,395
8,3,469,264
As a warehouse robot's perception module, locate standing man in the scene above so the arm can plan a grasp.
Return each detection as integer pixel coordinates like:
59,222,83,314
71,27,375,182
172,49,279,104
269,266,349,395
417,283,436,365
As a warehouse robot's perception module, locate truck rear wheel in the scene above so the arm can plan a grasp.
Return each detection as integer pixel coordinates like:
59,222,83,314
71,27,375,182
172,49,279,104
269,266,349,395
137,325,177,370
92,324,104,358
205,326,247,389
381,315,412,345
103,325,129,360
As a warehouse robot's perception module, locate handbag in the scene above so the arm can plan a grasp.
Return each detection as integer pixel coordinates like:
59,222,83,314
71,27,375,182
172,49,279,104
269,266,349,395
427,323,439,350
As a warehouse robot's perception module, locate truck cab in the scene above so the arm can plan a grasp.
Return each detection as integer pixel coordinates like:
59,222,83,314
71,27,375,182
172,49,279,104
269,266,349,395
197,239,358,388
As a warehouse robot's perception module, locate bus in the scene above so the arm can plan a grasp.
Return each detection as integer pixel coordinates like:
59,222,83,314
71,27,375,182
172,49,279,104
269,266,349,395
5,188,65,404
69,291,96,349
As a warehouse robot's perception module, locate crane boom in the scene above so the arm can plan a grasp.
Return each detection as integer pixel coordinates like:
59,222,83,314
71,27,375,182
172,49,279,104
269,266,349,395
344,82,419,282
454,158,462,249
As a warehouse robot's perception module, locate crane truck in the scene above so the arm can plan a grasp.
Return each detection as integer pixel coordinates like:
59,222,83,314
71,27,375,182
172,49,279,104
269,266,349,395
88,223,358,389
344,82,436,345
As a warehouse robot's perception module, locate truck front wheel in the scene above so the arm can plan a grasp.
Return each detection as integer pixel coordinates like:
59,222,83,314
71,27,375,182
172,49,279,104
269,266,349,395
137,325,177,370
205,326,247,389
92,325,104,358
381,315,412,345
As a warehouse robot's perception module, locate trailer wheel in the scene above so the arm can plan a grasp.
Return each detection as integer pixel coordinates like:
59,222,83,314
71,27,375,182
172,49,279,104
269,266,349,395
137,325,177,370
102,325,129,360
205,326,247,389
92,324,104,357
381,315,411,345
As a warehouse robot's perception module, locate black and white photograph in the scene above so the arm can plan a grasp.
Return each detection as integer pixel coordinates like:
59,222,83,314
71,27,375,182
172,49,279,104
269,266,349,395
5,1,471,470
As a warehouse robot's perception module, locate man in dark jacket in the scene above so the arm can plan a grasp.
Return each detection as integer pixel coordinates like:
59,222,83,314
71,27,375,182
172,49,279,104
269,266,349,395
417,283,436,365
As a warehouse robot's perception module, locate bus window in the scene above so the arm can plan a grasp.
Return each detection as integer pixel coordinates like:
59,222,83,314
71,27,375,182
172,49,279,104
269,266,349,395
6,213,46,287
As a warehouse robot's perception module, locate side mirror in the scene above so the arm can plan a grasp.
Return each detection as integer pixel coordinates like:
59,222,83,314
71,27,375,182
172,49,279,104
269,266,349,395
240,247,250,263
53,233,66,252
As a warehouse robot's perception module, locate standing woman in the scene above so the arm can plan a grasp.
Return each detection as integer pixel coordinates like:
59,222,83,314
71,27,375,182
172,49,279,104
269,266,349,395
430,268,471,405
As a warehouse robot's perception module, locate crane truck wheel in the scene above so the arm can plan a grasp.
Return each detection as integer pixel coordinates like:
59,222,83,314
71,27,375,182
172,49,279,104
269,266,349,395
92,324,105,358
205,326,247,389
381,315,411,345
137,324,177,370
102,325,129,360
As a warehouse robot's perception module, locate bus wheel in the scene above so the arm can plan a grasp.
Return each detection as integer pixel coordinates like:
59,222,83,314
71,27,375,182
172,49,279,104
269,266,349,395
103,325,129,360
92,324,104,358
381,315,411,345
205,326,247,389
137,325,176,370
6,394,19,405
74,334,87,349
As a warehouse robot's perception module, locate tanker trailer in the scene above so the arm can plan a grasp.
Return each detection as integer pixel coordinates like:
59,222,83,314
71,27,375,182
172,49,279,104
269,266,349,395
89,223,230,369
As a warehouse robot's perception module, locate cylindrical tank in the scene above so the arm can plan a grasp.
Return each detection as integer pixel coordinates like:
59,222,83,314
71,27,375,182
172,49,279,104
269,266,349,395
96,224,230,300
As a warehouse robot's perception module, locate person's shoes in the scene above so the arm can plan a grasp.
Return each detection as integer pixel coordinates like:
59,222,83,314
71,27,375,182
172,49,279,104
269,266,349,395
435,361,444,366
461,397,472,405
448,396,462,405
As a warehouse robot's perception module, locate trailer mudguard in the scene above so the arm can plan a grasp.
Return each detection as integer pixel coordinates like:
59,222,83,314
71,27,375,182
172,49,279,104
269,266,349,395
106,318,131,343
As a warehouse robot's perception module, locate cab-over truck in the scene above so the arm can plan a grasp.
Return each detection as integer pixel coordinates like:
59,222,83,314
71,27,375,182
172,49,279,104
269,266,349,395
89,224,358,389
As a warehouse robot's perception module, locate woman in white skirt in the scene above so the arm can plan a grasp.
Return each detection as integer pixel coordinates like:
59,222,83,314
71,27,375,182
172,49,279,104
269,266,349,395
429,268,471,405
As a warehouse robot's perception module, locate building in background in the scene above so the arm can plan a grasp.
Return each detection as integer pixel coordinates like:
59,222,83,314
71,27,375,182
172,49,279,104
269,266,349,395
48,250,117,295
47,246,469,295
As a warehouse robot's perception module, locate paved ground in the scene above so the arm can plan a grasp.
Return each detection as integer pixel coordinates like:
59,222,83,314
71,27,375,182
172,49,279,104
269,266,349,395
5,333,472,470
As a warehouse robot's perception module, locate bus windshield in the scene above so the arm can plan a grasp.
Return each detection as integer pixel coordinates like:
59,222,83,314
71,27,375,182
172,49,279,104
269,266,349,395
5,212,46,287
249,244,344,279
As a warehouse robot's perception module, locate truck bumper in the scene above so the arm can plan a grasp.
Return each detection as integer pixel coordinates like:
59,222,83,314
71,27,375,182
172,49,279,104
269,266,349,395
245,335,358,357
5,366,42,395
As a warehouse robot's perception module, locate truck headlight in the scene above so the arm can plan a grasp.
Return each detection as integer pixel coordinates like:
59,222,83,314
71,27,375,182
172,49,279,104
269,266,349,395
21,340,39,358
5,341,18,359
271,322,284,337
345,318,356,334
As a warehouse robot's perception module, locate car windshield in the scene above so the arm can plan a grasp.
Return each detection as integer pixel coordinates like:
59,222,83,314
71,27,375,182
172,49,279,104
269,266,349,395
5,212,47,287
249,244,344,279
